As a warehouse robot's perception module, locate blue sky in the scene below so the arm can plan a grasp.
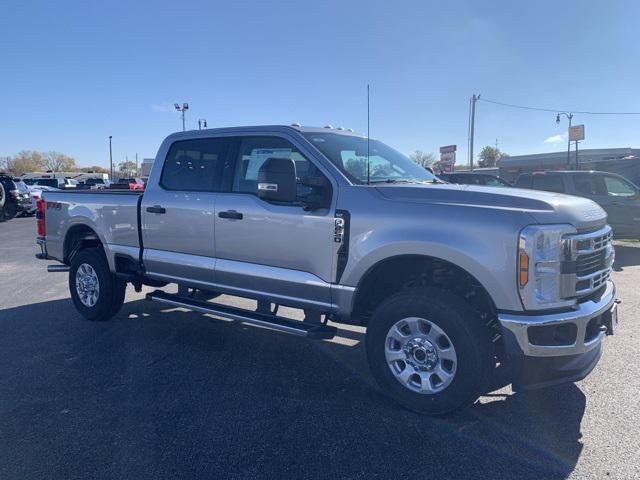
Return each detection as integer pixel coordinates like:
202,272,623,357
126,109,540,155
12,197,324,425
2,0,639,167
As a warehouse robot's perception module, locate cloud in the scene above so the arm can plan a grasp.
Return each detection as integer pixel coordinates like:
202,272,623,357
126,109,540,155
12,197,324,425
151,103,176,113
544,134,566,144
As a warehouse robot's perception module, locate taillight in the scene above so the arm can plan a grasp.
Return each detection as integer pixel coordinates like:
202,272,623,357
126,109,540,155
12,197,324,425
36,198,46,236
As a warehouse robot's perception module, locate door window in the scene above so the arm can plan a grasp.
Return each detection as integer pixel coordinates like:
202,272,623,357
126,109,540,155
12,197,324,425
603,175,637,197
573,174,606,196
231,136,326,201
161,138,228,191
532,174,564,193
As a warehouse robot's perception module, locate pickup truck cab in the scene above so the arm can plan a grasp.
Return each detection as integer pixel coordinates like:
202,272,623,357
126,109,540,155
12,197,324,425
36,126,619,414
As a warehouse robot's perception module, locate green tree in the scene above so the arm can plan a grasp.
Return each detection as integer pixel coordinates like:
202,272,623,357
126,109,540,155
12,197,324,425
410,150,437,169
118,161,138,177
478,146,508,168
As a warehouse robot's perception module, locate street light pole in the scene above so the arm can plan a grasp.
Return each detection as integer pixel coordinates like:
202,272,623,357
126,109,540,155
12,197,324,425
174,103,189,131
556,112,573,169
109,136,113,180
468,94,480,171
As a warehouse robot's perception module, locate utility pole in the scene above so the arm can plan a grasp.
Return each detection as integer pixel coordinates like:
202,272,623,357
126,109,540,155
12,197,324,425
109,136,113,180
175,103,189,131
556,112,573,168
135,153,138,177
468,94,480,171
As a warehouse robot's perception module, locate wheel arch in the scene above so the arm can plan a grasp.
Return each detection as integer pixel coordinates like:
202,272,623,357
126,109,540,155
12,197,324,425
351,254,498,326
63,224,105,265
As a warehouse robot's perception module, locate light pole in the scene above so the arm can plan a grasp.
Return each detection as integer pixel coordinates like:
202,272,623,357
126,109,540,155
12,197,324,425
198,119,208,130
109,136,113,180
468,94,480,171
174,103,189,131
556,112,573,169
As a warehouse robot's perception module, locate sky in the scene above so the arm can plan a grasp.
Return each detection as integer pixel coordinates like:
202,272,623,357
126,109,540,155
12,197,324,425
2,0,640,168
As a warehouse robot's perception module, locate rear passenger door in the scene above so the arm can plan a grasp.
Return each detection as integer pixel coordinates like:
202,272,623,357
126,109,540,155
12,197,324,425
531,174,566,193
142,136,230,289
213,135,336,311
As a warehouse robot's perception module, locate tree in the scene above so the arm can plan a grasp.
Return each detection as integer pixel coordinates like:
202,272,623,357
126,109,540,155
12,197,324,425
43,151,77,172
410,150,437,169
3,150,46,175
118,161,138,177
477,146,508,168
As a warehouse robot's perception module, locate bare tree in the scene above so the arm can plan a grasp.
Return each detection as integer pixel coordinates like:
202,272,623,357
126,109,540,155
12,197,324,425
43,151,77,172
410,150,437,169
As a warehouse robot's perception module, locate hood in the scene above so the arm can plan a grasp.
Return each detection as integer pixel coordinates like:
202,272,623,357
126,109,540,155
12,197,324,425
376,184,607,231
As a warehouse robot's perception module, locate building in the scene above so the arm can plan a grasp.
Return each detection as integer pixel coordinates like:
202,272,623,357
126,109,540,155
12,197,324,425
140,158,154,178
498,148,640,184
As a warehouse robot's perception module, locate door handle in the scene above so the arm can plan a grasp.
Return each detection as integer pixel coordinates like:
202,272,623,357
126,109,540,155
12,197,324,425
146,205,166,214
218,210,243,220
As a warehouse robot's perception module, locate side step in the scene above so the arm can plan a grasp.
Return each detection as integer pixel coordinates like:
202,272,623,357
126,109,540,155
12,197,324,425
146,290,337,340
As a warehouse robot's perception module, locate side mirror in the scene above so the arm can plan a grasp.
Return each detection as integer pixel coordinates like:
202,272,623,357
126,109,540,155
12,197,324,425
257,157,297,203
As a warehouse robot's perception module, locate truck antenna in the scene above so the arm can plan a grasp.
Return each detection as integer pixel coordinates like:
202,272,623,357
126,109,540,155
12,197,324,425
367,84,371,185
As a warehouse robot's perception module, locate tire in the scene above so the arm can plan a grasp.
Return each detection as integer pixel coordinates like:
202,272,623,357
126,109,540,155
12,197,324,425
0,182,6,222
69,248,127,321
366,288,493,415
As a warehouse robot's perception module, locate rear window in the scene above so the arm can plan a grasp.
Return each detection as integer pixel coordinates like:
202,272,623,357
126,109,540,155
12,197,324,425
532,174,565,193
161,138,228,191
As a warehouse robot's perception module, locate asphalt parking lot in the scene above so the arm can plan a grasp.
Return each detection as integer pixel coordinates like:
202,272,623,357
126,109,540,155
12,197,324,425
1,216,639,479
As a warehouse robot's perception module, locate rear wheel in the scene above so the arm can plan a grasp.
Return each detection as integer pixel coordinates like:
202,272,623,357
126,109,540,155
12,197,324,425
0,182,6,222
366,288,493,415
69,248,127,321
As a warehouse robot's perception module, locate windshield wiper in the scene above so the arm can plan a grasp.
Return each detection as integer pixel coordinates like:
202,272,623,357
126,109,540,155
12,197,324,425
369,178,422,184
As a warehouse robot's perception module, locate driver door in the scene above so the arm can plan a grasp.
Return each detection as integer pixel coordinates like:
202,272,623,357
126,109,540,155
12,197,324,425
213,135,337,310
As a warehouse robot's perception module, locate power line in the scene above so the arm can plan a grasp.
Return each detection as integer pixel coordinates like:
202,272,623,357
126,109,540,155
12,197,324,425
479,97,640,115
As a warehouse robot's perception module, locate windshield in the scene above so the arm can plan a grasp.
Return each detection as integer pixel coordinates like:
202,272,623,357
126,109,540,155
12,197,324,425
303,132,438,185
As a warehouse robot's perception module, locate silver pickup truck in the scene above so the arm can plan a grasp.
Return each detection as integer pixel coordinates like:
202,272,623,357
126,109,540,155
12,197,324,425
35,125,619,414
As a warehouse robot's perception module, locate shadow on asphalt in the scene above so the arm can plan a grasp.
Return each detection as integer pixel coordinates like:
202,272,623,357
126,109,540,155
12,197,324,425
612,243,640,272
0,297,586,479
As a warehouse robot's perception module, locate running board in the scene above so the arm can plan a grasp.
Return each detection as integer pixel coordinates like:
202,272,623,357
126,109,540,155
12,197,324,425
146,290,337,340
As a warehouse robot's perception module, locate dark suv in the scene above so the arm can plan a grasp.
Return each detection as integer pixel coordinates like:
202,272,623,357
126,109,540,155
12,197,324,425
515,170,640,238
438,172,512,187
0,174,29,221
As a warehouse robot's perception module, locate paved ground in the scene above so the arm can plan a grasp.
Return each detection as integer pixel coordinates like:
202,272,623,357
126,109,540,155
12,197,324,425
0,216,638,479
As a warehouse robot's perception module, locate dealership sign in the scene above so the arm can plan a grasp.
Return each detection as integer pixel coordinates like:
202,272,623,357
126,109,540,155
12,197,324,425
569,124,585,142
439,145,456,172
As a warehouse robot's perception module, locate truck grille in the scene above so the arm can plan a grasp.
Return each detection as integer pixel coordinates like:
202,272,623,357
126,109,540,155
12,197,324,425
562,226,613,299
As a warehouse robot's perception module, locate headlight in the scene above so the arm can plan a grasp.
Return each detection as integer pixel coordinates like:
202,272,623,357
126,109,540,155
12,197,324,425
518,224,576,310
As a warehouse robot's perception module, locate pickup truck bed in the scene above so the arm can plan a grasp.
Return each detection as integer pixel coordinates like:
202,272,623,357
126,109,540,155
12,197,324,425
40,190,143,270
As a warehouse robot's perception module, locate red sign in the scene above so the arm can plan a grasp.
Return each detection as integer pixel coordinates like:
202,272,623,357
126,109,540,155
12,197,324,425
439,145,457,154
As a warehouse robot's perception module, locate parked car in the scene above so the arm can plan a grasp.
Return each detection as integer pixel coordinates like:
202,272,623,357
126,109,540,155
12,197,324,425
36,125,619,414
28,185,59,212
25,177,78,189
514,170,640,238
111,177,144,190
12,178,36,215
0,174,30,220
81,177,110,190
438,172,512,187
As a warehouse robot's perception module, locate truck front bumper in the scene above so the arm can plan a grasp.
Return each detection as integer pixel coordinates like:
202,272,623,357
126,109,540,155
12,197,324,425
498,281,617,389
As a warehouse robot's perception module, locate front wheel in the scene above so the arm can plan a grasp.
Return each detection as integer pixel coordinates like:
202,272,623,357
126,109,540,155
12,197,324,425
69,248,127,321
366,288,494,415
